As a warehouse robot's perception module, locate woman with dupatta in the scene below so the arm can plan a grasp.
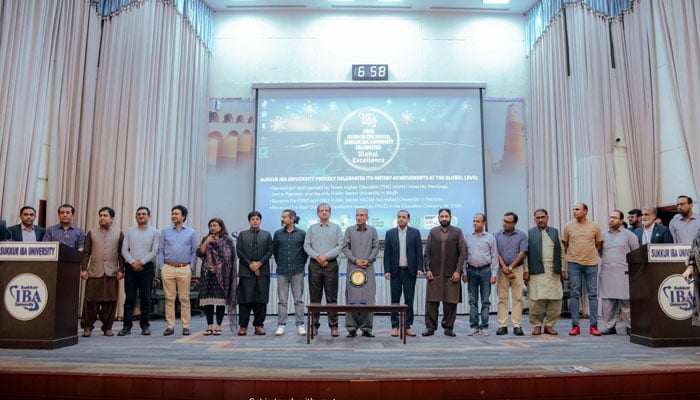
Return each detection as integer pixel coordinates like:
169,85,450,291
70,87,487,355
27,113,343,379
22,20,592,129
682,231,700,330
197,218,237,335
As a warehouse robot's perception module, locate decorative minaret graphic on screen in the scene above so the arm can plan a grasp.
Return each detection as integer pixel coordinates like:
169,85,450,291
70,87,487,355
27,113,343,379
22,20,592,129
501,103,525,170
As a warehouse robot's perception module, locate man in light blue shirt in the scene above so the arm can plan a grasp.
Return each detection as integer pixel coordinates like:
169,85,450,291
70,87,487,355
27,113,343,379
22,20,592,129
158,205,198,336
669,195,700,245
462,213,498,336
120,206,160,336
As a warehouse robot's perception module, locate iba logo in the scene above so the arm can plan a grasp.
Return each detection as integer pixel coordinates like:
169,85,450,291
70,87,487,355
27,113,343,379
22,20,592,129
4,273,48,321
657,274,695,320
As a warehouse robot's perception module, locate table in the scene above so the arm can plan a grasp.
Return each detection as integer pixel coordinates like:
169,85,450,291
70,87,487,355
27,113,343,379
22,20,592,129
306,303,409,344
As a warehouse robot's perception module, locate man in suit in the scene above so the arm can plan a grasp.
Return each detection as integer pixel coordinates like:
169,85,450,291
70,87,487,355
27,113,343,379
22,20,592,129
635,206,673,245
8,206,45,241
0,217,9,241
383,210,423,337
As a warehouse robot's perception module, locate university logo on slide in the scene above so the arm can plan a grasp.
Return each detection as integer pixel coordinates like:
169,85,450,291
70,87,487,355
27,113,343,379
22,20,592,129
657,274,694,320
4,273,48,321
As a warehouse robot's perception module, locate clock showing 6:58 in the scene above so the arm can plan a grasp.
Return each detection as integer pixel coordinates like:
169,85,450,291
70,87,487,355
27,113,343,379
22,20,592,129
351,64,389,81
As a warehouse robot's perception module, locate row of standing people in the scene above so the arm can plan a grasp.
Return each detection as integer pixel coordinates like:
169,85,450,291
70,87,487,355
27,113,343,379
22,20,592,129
3,195,698,339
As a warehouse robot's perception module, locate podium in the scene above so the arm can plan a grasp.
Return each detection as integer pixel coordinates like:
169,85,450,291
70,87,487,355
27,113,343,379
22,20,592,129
0,242,82,349
627,244,700,347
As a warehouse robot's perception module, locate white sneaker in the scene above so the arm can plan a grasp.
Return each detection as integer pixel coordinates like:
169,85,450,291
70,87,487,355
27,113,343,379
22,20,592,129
480,329,489,336
297,325,307,336
468,328,479,336
275,325,286,336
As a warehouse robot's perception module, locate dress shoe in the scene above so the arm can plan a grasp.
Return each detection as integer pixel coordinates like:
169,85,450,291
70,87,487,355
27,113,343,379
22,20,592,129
601,327,617,335
103,329,114,337
391,328,399,337
238,327,247,336
626,327,631,335
347,330,357,338
163,328,175,336
118,328,131,336
444,329,456,337
544,326,558,335
496,327,508,335
361,330,375,338
422,329,435,336
254,326,266,335
141,328,151,336
405,328,416,337
532,326,542,335
82,329,92,337
330,327,339,337
589,326,602,336
513,327,524,336
182,328,191,336
568,325,580,336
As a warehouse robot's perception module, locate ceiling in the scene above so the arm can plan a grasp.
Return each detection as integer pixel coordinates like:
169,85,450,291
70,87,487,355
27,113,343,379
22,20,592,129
203,0,538,15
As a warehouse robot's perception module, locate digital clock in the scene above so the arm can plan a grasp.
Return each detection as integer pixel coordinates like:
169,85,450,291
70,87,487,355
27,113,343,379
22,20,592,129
351,64,389,81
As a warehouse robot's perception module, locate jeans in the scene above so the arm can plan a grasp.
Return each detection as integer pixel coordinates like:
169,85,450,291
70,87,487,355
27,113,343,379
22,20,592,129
277,271,305,326
467,266,492,329
123,262,155,330
568,262,598,327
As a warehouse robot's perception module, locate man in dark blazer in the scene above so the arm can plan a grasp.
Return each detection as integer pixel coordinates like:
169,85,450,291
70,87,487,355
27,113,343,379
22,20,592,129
8,206,45,241
0,217,9,241
383,210,424,337
634,206,673,245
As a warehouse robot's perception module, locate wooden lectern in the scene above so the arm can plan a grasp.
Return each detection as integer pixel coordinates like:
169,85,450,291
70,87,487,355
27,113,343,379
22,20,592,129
0,242,82,349
627,244,700,347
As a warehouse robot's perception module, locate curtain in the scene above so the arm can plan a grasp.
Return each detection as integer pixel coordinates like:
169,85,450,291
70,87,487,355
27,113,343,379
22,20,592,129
87,0,210,233
526,12,575,229
650,0,700,197
609,2,657,207
0,0,99,227
565,3,617,222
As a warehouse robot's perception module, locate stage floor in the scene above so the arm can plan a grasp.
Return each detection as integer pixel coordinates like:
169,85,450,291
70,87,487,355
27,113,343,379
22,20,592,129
2,313,700,378
2,314,700,399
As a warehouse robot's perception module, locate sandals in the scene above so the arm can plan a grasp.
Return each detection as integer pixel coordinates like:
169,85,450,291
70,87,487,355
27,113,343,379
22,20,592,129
213,328,222,336
203,329,213,336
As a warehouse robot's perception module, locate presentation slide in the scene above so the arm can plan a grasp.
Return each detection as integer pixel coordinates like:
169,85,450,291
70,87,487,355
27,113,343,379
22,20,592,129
254,86,485,238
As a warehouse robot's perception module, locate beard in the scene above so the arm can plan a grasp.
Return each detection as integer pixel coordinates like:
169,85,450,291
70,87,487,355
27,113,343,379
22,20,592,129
440,220,450,227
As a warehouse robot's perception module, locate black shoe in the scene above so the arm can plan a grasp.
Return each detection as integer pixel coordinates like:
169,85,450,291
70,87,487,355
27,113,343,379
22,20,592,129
361,331,375,338
141,328,151,336
626,327,631,335
601,327,617,335
513,327,524,336
347,330,357,338
444,329,456,337
117,328,131,336
163,328,174,336
421,329,435,336
496,327,508,335
183,328,191,336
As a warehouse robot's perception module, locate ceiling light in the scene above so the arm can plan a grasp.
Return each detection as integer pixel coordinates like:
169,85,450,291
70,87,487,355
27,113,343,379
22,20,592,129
483,0,510,4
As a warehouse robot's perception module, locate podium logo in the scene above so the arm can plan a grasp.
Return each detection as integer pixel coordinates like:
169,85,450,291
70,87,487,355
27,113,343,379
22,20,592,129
657,274,694,320
4,273,48,321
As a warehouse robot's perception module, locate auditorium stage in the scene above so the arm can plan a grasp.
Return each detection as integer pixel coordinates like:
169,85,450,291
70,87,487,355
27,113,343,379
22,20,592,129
1,314,700,399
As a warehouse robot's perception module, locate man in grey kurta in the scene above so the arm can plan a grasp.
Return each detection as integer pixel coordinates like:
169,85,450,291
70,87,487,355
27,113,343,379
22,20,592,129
80,207,124,337
423,208,466,337
342,208,379,337
599,210,639,335
526,209,566,335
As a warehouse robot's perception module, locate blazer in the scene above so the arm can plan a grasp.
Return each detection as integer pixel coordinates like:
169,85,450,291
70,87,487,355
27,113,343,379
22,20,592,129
0,219,9,241
7,224,45,242
383,226,424,277
634,224,673,246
